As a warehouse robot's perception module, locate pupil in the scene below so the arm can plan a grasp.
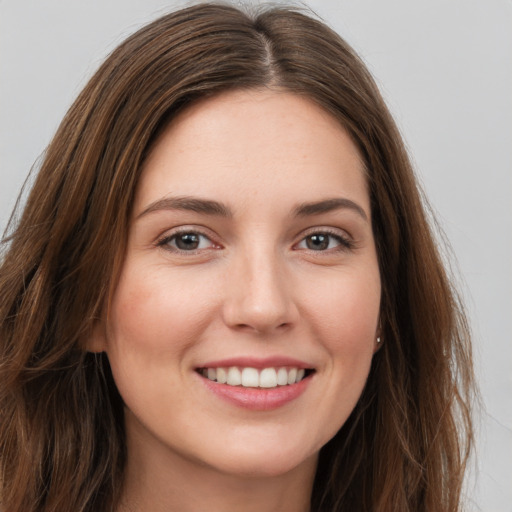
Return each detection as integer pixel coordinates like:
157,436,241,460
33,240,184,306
176,233,199,250
307,234,328,250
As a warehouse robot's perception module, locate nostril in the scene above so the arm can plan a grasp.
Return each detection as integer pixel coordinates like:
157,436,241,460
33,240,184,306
236,321,292,335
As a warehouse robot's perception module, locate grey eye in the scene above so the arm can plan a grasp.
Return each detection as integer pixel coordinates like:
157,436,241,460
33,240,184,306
298,233,346,251
295,230,353,252
162,232,214,251
174,233,201,250
305,234,330,250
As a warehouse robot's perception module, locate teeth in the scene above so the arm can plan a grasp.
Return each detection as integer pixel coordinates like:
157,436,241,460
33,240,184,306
241,367,259,387
201,366,310,388
276,367,288,386
259,368,277,388
227,367,242,386
216,367,227,384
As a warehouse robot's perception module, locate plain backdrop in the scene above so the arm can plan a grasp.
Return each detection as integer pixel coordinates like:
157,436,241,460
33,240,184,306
1,1,511,510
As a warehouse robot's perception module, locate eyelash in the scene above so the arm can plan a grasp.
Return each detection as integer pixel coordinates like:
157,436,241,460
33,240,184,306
156,228,354,254
295,229,354,252
156,229,219,254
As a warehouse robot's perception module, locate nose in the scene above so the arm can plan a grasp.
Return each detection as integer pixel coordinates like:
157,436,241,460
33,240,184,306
222,246,299,335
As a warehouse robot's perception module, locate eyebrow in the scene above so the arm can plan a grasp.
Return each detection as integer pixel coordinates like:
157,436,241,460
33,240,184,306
293,198,368,221
137,196,233,219
137,195,368,222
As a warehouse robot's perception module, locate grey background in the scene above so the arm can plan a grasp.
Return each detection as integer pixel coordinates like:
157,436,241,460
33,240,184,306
1,1,510,510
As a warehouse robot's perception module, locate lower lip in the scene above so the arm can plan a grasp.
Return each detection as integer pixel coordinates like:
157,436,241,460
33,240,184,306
199,374,311,411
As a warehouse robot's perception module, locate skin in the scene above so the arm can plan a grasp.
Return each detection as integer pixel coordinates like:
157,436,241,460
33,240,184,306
90,89,381,512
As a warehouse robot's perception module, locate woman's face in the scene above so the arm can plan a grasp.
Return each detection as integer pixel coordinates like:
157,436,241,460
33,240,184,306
93,89,381,478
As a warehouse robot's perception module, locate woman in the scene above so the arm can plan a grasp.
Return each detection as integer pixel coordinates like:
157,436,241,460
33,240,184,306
0,3,474,511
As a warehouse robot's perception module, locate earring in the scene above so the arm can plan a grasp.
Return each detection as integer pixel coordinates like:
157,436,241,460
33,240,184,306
376,336,381,344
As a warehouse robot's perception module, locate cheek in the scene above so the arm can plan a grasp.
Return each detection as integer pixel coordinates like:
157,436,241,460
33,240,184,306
303,269,380,342
105,265,217,375
104,265,221,420
302,268,380,393
284,269,380,450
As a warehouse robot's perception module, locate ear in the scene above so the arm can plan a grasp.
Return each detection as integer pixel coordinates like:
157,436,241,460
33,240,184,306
85,321,108,353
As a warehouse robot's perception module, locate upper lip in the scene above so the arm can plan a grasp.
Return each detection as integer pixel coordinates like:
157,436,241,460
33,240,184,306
197,356,313,369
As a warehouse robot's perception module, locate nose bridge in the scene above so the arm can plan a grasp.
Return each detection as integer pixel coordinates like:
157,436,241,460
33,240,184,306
223,238,296,333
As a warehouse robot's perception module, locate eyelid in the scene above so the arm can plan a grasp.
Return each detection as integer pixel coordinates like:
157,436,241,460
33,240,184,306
155,226,222,253
293,227,355,251
153,225,354,255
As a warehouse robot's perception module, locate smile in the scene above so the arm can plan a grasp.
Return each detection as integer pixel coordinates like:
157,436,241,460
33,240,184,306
198,366,312,388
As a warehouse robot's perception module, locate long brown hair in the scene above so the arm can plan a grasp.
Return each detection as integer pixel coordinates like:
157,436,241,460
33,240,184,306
0,3,474,511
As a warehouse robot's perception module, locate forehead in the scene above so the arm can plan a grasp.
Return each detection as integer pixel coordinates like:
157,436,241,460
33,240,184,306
136,89,368,215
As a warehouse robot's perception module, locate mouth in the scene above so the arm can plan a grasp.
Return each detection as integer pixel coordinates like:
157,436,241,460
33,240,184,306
196,366,315,389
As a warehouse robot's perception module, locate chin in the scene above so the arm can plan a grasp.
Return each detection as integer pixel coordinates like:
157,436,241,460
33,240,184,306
201,441,318,479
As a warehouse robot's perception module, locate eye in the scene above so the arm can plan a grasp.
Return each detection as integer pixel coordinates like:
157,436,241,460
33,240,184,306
295,231,352,251
158,230,217,252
